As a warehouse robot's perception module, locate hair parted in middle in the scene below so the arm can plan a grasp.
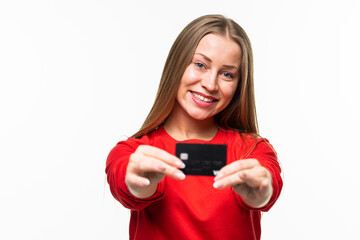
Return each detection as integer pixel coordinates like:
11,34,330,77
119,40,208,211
132,14,257,139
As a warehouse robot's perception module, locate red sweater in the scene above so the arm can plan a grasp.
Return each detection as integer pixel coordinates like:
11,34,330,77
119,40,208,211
106,126,282,240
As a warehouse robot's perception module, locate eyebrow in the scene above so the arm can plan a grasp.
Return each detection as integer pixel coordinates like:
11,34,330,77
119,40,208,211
194,52,239,70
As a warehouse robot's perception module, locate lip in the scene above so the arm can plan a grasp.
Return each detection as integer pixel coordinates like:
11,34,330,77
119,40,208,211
188,91,218,108
191,91,218,101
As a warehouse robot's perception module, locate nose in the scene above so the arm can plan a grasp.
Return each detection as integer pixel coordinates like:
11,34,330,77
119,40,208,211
201,71,218,92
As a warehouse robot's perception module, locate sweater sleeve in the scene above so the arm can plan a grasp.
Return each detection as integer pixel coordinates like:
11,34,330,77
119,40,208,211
234,138,283,212
105,137,166,210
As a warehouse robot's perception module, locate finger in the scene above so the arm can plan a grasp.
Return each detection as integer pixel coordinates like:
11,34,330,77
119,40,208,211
214,167,269,189
137,145,185,169
259,179,271,192
129,154,185,180
237,167,269,188
125,173,151,187
233,177,273,204
213,171,245,189
152,159,186,180
214,159,259,181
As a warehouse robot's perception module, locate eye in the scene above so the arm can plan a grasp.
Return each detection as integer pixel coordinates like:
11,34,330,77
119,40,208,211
222,72,234,79
195,62,206,69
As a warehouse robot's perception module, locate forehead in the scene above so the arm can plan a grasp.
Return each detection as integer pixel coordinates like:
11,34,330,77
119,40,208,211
194,34,242,66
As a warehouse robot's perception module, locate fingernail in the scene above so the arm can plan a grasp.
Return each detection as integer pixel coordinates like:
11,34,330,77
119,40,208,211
175,161,186,169
213,181,221,189
175,172,186,180
143,179,150,186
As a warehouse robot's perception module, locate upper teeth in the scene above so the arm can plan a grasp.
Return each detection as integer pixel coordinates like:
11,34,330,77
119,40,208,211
192,92,214,103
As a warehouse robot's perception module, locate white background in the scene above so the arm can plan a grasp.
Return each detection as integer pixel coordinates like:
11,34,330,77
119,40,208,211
1,0,359,239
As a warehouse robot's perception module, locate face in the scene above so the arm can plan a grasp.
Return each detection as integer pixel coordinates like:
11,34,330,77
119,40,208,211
174,34,241,121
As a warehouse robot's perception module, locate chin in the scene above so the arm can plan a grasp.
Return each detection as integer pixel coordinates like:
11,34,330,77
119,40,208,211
188,111,215,121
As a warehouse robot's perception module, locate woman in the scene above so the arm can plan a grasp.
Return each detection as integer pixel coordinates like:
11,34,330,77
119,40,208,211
106,14,282,240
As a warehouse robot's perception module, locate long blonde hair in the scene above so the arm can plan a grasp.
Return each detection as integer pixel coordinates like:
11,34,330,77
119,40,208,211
131,14,258,138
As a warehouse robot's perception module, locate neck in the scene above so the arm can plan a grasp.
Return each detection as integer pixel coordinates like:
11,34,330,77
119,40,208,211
164,104,219,141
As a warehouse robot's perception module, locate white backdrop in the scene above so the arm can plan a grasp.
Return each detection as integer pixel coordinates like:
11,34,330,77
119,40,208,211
1,0,359,239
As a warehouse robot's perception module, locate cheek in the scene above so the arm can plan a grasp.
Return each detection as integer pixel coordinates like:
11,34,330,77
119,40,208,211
222,82,238,102
181,66,199,86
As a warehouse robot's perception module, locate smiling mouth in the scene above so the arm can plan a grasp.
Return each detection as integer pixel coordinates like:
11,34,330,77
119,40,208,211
190,91,218,103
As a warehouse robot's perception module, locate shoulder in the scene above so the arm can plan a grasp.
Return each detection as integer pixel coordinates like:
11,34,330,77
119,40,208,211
115,133,151,151
113,127,166,151
106,132,153,167
218,128,276,158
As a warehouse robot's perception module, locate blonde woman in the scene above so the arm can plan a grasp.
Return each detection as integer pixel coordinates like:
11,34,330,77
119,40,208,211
106,14,282,240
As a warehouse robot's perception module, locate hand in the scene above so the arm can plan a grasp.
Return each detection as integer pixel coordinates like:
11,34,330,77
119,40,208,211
213,159,273,208
125,145,186,198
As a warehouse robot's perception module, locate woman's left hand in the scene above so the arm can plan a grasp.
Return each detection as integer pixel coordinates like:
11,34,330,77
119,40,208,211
213,159,273,208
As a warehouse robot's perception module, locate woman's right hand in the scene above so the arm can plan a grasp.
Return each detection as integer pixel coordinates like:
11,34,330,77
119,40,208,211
125,145,186,198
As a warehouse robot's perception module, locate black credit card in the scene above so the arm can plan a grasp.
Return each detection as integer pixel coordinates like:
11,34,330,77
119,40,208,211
175,143,227,176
